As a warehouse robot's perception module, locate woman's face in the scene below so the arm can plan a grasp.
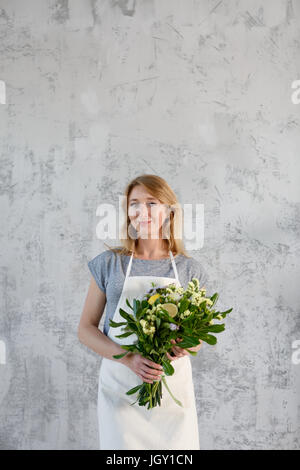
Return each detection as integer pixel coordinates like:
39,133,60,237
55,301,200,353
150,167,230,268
128,185,169,239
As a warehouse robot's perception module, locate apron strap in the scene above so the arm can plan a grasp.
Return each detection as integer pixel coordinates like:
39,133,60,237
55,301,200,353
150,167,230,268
125,250,180,283
125,252,134,281
169,250,179,282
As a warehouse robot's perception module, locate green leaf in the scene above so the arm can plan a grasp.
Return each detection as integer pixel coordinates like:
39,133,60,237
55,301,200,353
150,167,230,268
179,299,190,313
176,341,195,348
187,350,198,356
126,384,144,395
112,352,128,359
162,359,175,376
149,349,159,356
115,331,135,338
127,321,139,333
133,299,141,316
210,293,219,307
180,334,200,346
121,344,139,352
109,319,127,328
220,307,233,317
176,336,200,348
181,312,196,323
198,333,217,345
126,298,133,310
119,308,135,323
160,308,179,323
205,324,225,333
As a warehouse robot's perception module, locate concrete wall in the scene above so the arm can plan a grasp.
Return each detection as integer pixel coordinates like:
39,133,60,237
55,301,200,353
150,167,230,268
0,0,299,449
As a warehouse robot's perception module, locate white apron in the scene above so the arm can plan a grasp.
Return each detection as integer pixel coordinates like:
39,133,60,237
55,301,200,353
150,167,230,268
97,250,200,450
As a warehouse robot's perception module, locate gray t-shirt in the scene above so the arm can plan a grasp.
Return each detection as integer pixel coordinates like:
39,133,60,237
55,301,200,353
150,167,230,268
87,250,209,336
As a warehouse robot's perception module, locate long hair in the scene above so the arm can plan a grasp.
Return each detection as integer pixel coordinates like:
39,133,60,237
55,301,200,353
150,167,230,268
104,174,191,258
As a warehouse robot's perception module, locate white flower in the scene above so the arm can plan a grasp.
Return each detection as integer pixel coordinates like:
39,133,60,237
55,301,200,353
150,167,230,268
189,291,213,307
168,292,182,302
140,318,156,335
187,278,200,293
169,323,179,331
176,287,184,295
179,309,192,319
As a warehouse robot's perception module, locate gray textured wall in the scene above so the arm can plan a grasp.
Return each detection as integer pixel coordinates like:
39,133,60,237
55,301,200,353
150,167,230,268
1,0,300,450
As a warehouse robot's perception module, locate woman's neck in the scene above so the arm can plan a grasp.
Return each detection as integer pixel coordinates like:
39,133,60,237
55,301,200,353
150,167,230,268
133,241,170,260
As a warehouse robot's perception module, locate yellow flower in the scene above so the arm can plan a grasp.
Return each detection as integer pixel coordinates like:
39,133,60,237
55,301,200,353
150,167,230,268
148,293,160,305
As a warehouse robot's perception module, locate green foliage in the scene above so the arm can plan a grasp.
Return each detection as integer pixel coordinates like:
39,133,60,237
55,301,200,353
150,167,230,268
109,280,233,409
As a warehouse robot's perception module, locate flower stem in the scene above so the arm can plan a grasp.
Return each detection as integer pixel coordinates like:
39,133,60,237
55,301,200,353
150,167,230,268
161,376,183,407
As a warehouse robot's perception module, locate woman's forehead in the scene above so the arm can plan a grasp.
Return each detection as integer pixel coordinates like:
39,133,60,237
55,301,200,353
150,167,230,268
129,187,158,201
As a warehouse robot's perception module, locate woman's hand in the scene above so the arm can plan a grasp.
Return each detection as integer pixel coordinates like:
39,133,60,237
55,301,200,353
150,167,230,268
125,352,164,384
165,338,203,361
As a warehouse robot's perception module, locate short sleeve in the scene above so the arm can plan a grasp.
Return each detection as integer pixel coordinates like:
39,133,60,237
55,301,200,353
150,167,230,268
87,252,108,294
189,258,209,290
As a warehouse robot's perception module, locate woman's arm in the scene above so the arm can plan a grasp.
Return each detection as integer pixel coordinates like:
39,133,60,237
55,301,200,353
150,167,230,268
77,277,130,365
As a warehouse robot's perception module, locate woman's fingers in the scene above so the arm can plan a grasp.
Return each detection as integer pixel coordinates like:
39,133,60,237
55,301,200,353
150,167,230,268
143,358,163,371
171,339,181,353
173,344,186,356
166,352,176,361
140,365,163,383
171,346,188,357
143,365,163,377
174,337,189,355
139,374,153,383
175,346,189,355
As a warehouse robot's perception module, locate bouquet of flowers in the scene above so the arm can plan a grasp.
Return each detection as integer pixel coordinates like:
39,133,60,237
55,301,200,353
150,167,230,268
110,278,233,409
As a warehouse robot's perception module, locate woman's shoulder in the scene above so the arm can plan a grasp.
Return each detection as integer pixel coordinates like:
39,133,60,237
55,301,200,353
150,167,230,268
88,248,119,266
176,253,205,267
177,253,208,282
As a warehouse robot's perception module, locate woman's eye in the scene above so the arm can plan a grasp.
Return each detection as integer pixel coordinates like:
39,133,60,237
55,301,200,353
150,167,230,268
130,202,157,206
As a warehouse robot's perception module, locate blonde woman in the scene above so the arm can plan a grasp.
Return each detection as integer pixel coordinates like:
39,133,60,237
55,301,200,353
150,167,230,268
78,174,208,450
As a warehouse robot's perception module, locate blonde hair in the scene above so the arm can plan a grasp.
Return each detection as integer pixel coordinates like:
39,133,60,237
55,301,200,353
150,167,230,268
104,174,191,258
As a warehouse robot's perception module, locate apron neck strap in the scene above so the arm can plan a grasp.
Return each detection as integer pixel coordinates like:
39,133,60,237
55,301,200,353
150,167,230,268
125,250,180,282
169,250,179,282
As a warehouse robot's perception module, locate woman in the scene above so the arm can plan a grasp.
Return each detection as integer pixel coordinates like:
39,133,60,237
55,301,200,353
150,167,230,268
78,174,208,450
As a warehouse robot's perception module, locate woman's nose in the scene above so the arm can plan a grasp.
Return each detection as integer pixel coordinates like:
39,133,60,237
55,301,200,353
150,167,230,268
138,203,151,218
